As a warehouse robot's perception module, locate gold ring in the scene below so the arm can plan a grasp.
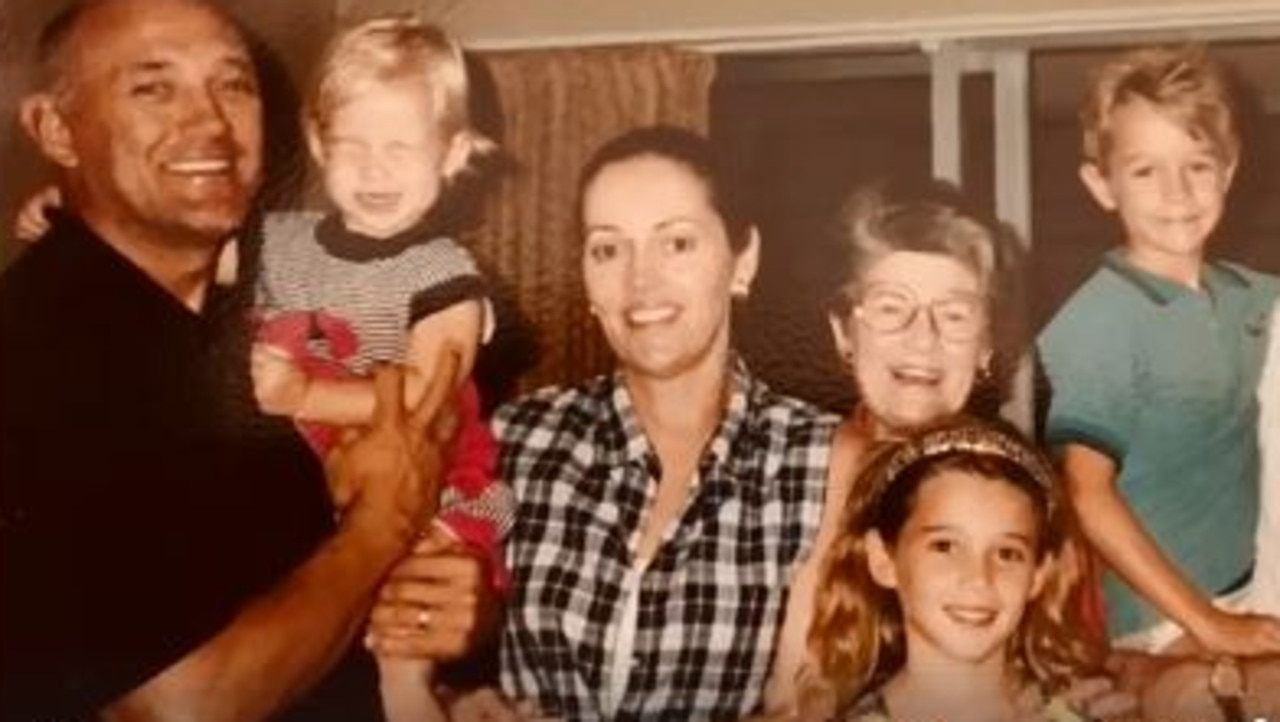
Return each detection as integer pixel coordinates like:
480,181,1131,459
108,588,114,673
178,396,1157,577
415,609,431,629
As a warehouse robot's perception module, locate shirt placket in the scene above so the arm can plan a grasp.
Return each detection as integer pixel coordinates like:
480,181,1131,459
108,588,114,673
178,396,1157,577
601,462,707,718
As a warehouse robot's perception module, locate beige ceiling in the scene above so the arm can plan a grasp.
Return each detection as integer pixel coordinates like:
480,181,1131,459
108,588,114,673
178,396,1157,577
410,0,1280,51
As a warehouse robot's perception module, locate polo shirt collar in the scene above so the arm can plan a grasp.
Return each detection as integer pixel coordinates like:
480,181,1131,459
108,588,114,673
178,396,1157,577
1102,249,1251,306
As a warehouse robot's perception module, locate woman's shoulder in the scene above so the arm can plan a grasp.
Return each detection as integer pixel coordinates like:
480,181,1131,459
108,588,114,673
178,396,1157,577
831,414,874,467
740,365,841,435
823,416,875,503
492,375,613,440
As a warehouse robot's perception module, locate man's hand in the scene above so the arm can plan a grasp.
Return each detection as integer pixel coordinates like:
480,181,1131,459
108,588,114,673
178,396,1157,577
12,184,60,241
250,343,310,417
448,687,552,722
328,359,458,556
365,532,500,661
94,362,461,722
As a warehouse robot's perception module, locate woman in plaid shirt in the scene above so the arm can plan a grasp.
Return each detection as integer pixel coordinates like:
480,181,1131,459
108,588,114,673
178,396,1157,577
486,126,843,721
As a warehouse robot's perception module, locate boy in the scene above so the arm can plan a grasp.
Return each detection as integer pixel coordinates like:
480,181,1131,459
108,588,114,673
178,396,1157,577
1038,44,1280,653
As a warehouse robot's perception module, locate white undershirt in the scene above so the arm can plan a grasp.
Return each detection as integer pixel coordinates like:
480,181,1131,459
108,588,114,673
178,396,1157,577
602,471,700,716
603,556,651,717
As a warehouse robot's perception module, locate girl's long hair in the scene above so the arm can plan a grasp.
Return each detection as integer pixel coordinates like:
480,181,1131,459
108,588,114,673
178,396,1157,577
806,417,1103,711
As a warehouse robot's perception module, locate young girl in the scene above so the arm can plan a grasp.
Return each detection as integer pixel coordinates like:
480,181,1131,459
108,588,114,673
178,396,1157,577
806,418,1101,722
247,16,513,722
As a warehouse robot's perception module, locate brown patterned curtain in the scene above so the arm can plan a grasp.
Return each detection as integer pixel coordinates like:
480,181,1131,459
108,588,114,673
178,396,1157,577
468,45,714,392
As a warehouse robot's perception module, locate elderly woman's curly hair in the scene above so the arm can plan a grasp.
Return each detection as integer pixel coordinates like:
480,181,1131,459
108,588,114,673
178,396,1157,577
826,178,1029,415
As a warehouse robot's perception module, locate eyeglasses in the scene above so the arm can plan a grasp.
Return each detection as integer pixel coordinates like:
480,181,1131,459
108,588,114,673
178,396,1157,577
851,283,986,342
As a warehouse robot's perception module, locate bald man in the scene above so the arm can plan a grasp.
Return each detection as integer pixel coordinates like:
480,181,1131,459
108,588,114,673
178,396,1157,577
0,1,485,719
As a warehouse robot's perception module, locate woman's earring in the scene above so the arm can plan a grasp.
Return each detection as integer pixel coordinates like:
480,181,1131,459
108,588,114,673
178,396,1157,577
731,278,751,298
978,357,993,383
969,353,1000,415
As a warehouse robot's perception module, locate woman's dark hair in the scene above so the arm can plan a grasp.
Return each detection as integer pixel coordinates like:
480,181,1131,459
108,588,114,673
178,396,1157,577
576,125,754,253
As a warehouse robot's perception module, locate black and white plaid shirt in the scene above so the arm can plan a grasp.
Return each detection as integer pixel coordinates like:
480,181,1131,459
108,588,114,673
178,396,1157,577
495,361,835,721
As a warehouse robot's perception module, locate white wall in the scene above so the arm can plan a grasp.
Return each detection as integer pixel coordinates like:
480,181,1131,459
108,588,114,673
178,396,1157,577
417,0,1280,51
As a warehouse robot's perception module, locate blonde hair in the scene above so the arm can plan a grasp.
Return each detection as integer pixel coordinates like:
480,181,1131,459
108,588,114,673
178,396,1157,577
1081,44,1239,169
305,15,494,170
807,417,1101,712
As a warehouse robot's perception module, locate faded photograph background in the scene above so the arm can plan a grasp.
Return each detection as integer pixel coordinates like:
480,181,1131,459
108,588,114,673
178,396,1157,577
4,1,1280,412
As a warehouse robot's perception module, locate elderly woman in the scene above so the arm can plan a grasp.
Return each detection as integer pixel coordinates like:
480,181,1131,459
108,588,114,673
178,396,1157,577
762,178,1037,715
823,182,1024,440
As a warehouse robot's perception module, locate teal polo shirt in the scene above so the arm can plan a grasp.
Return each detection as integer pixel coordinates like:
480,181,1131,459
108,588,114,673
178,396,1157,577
1039,250,1278,636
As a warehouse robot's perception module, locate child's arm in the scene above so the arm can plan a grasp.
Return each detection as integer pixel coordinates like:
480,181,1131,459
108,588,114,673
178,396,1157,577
378,642,447,722
375,527,493,722
401,298,485,404
251,344,376,424
261,300,485,426
1064,442,1280,655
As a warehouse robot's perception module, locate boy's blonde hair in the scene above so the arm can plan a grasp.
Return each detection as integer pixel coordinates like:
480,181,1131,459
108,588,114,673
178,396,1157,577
1081,44,1239,169
807,417,1102,712
305,15,494,168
